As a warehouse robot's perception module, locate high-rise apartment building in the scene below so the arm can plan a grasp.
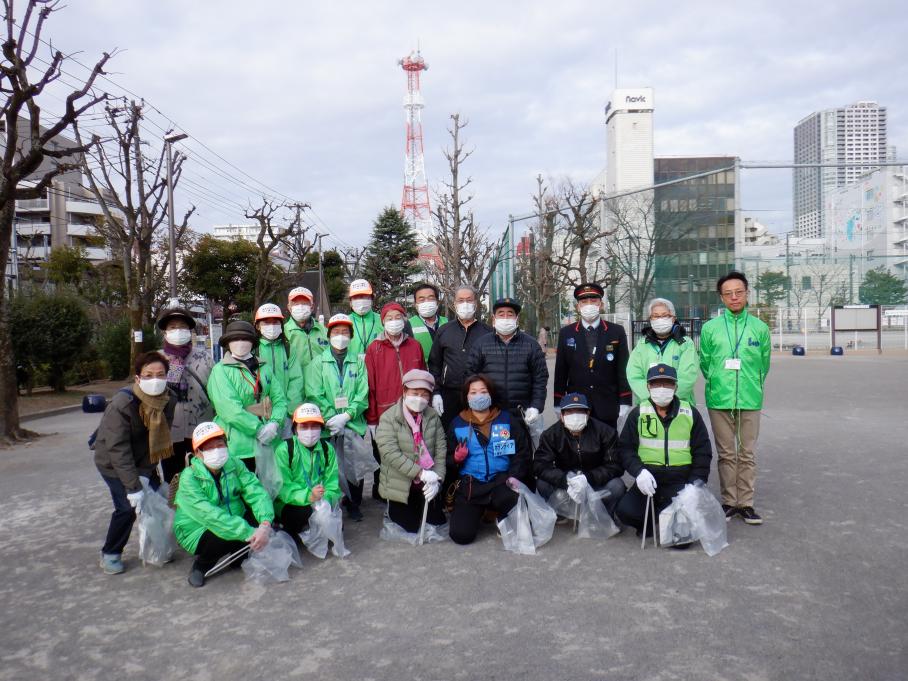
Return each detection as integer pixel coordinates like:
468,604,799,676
793,101,889,238
605,88,654,195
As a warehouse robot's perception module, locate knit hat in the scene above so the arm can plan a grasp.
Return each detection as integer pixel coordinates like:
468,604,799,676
380,302,406,320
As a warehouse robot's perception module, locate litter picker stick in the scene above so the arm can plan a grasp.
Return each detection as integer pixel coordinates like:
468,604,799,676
641,495,650,550
204,545,251,579
573,502,580,533
418,494,430,545
648,496,658,548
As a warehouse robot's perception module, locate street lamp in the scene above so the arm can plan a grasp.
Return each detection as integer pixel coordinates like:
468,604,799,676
164,131,188,303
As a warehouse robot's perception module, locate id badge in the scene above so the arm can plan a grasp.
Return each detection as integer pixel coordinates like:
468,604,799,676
358,353,366,362
334,395,349,409
725,358,741,371
492,439,516,457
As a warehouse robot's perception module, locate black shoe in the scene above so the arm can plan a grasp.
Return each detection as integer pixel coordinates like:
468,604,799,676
346,504,364,522
740,506,763,525
371,487,385,502
188,566,205,588
669,541,694,551
722,505,739,522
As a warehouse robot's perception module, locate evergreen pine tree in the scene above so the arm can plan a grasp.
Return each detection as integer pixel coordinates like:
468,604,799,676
362,207,422,305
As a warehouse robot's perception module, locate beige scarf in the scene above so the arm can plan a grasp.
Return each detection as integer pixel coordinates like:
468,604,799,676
133,383,174,464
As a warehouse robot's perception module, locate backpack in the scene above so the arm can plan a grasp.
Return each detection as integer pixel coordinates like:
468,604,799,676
87,388,135,450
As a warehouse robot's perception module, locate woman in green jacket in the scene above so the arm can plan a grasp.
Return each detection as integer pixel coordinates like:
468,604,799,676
255,303,302,430
376,369,447,534
206,320,288,471
174,421,275,588
274,403,342,544
627,298,699,404
305,313,370,521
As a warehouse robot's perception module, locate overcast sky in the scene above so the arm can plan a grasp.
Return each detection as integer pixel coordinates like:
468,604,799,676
33,0,908,250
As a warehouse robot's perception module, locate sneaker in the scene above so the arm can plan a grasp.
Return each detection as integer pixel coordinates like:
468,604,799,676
668,541,695,551
740,507,763,525
99,553,125,575
187,566,205,588
722,505,739,522
346,504,364,522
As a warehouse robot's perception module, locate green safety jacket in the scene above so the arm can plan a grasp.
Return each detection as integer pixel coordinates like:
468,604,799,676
258,337,301,420
284,318,328,376
408,313,448,361
348,309,382,359
173,455,274,554
206,353,287,460
637,400,694,467
627,330,699,405
304,347,369,436
274,438,342,513
699,309,771,410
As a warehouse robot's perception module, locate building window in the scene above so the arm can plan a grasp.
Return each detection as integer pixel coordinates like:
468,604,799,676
802,276,812,290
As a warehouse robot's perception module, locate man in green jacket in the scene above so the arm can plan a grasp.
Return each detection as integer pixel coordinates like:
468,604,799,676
255,303,301,424
175,421,275,588
284,286,329,376
699,271,771,525
347,278,382,360
206,320,288,469
627,297,698,404
406,282,448,361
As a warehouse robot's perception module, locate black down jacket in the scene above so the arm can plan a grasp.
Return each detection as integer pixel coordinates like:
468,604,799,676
533,417,623,490
465,331,548,412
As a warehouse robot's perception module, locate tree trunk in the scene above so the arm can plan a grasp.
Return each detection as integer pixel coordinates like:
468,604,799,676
0,200,23,439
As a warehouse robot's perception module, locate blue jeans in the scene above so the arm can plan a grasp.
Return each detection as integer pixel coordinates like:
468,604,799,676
100,473,159,556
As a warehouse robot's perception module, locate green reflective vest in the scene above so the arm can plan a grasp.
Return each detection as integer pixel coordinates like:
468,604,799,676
637,401,694,467
408,314,448,361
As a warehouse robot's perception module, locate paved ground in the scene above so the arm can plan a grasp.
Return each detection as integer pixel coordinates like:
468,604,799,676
1,354,906,680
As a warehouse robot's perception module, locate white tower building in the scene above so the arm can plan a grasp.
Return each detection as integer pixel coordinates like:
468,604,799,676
605,88,655,195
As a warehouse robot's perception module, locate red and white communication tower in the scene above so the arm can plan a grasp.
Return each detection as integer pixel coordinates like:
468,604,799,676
399,50,431,236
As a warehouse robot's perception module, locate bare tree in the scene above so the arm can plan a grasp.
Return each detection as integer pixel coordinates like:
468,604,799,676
805,262,849,330
76,99,195,365
0,0,111,441
339,245,366,281
244,196,312,309
553,179,613,286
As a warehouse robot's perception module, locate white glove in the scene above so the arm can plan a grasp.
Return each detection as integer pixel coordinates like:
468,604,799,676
249,524,271,552
636,469,657,497
567,473,588,494
326,413,350,435
432,395,444,415
419,469,440,486
423,480,440,501
127,489,144,508
524,407,540,424
619,405,631,419
256,421,279,444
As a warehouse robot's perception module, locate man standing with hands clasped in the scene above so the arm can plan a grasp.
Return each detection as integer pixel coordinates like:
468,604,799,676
699,271,771,525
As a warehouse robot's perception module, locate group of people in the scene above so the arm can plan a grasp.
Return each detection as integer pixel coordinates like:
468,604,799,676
92,270,771,586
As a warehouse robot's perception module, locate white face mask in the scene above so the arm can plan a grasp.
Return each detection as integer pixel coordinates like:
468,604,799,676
649,386,675,407
404,395,429,413
165,328,191,346
580,304,601,323
351,299,372,315
330,334,350,351
260,324,282,341
562,412,588,433
229,340,253,359
138,377,167,396
650,318,674,336
417,301,438,319
297,428,321,448
202,446,229,470
456,302,476,321
494,317,518,336
290,304,311,322
384,319,405,336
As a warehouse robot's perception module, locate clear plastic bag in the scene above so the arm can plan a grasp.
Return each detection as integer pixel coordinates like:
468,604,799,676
301,501,350,559
659,483,728,556
241,529,302,584
137,480,177,567
344,428,378,480
255,442,283,499
497,480,557,555
379,512,449,545
546,486,620,540
527,415,544,449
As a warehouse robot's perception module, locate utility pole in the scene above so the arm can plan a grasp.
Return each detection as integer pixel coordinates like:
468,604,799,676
316,232,327,312
164,131,188,302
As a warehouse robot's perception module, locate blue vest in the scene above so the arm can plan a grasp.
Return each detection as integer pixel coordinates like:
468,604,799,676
452,411,517,483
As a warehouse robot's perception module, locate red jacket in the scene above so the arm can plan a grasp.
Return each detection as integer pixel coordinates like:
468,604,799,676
365,333,427,424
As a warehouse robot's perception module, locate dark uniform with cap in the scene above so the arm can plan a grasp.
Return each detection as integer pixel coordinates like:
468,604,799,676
615,364,713,535
465,298,548,416
533,392,626,518
553,283,632,428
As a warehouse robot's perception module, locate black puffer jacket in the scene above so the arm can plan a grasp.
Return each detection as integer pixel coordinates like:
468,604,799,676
465,331,548,412
533,417,622,489
428,319,493,392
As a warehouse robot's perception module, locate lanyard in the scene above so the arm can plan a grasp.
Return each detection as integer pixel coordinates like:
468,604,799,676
299,446,323,490
353,313,375,347
238,366,261,400
723,313,749,358
333,359,346,388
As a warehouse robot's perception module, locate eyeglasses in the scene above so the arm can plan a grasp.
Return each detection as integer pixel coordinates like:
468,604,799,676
651,313,673,319
720,289,746,299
